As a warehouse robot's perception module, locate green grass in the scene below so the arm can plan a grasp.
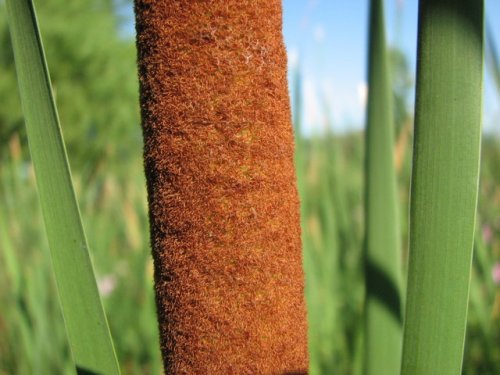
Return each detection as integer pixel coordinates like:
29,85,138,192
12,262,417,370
0,134,161,374
401,1,484,374
1,118,499,375
5,0,120,373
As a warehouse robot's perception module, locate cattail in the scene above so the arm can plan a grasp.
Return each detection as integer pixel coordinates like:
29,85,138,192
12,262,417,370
134,1,309,373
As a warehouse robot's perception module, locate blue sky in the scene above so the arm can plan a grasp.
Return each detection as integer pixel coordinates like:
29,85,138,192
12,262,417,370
282,0,500,133
122,1,500,133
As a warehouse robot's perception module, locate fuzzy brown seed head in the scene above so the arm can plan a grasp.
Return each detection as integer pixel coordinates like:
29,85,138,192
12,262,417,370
134,0,308,373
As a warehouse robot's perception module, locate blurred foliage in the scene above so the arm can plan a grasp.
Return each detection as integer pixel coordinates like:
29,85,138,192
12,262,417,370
389,48,413,131
0,135,162,374
0,0,161,374
0,0,140,174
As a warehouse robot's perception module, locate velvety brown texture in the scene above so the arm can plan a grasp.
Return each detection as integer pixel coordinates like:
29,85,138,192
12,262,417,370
134,1,308,373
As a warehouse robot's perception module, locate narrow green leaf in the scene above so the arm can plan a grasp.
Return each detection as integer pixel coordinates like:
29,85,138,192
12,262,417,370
363,1,402,374
401,1,484,374
5,0,120,374
485,21,500,94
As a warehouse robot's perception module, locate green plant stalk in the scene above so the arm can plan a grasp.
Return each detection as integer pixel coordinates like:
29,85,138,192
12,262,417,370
401,1,484,374
363,1,402,374
5,0,120,374
486,22,500,94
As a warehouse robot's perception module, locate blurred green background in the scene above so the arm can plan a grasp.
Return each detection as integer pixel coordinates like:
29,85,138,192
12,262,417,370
0,0,499,374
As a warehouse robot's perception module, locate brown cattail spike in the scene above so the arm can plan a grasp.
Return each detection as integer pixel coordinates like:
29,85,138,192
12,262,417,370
134,0,309,373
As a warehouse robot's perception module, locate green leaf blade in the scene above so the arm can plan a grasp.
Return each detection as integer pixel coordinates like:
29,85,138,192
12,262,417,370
401,1,484,374
363,1,402,374
5,0,120,374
